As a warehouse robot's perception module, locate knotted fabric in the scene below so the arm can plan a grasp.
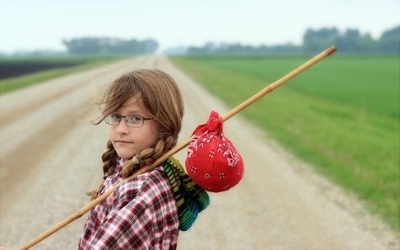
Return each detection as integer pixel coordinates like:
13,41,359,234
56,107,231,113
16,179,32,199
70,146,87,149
185,110,244,192
161,157,210,231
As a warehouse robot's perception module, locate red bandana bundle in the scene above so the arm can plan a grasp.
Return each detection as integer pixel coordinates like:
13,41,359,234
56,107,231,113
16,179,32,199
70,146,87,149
185,111,244,192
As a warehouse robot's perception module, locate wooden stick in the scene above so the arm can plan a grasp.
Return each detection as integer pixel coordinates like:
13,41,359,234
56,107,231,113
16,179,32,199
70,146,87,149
19,46,336,250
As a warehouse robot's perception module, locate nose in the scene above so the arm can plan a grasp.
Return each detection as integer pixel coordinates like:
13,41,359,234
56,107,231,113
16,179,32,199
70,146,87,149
115,117,130,134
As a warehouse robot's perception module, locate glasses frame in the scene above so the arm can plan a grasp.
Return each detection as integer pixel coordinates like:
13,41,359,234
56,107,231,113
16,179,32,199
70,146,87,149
105,114,154,128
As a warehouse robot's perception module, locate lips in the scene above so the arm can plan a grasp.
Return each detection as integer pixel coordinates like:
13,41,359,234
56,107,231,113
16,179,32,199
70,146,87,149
115,140,132,145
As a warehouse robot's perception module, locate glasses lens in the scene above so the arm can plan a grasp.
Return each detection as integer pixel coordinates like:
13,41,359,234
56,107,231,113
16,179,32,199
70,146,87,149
105,114,120,125
126,116,143,127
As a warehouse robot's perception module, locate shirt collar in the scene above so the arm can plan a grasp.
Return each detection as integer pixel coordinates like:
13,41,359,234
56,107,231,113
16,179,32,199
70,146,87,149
116,158,126,172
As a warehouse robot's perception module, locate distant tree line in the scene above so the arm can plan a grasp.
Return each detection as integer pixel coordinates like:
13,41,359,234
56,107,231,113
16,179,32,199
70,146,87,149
62,37,158,55
186,26,399,55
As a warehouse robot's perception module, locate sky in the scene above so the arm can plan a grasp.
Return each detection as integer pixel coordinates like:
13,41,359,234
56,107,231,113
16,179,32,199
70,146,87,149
0,0,399,53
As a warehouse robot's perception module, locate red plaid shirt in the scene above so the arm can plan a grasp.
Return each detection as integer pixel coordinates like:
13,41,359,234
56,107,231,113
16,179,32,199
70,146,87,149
77,160,179,249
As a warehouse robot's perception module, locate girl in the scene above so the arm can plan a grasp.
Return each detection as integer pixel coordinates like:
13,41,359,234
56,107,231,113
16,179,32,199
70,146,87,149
78,69,209,249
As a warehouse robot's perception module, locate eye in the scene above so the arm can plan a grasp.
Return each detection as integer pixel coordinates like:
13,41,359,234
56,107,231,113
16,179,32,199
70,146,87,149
110,114,121,120
128,116,143,122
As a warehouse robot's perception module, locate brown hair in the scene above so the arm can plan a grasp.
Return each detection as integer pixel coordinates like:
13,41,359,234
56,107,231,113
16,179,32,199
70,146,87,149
88,69,184,198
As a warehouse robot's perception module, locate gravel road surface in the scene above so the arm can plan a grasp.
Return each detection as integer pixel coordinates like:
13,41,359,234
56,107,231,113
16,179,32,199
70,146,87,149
0,56,398,249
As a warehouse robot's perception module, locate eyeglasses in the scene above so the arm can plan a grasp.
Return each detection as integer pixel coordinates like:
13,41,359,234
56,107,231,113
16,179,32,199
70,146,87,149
104,114,154,128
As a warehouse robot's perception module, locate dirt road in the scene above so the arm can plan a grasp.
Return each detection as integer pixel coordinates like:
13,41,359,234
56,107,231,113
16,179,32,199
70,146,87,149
0,56,398,249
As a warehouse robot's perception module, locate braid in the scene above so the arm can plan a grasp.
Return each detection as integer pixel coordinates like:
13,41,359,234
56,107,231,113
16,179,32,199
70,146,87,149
102,140,118,176
121,135,177,178
87,140,118,200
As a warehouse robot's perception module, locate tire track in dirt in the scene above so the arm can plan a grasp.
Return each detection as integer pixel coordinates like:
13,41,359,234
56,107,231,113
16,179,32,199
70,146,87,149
0,77,87,129
0,104,90,217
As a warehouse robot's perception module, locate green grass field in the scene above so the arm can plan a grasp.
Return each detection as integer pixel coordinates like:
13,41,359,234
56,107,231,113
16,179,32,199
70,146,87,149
170,55,400,233
0,55,124,94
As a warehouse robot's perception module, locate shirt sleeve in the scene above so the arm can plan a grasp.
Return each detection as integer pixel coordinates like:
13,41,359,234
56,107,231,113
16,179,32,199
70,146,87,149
88,191,154,249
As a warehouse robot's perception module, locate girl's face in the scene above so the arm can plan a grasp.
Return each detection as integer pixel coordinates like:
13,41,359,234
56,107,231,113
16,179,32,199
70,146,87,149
108,95,159,159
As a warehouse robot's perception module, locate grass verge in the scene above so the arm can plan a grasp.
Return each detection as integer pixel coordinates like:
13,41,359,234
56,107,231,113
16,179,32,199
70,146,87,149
170,55,400,233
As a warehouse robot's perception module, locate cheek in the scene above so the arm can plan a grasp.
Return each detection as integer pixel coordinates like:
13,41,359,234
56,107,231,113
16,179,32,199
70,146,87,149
137,124,160,150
